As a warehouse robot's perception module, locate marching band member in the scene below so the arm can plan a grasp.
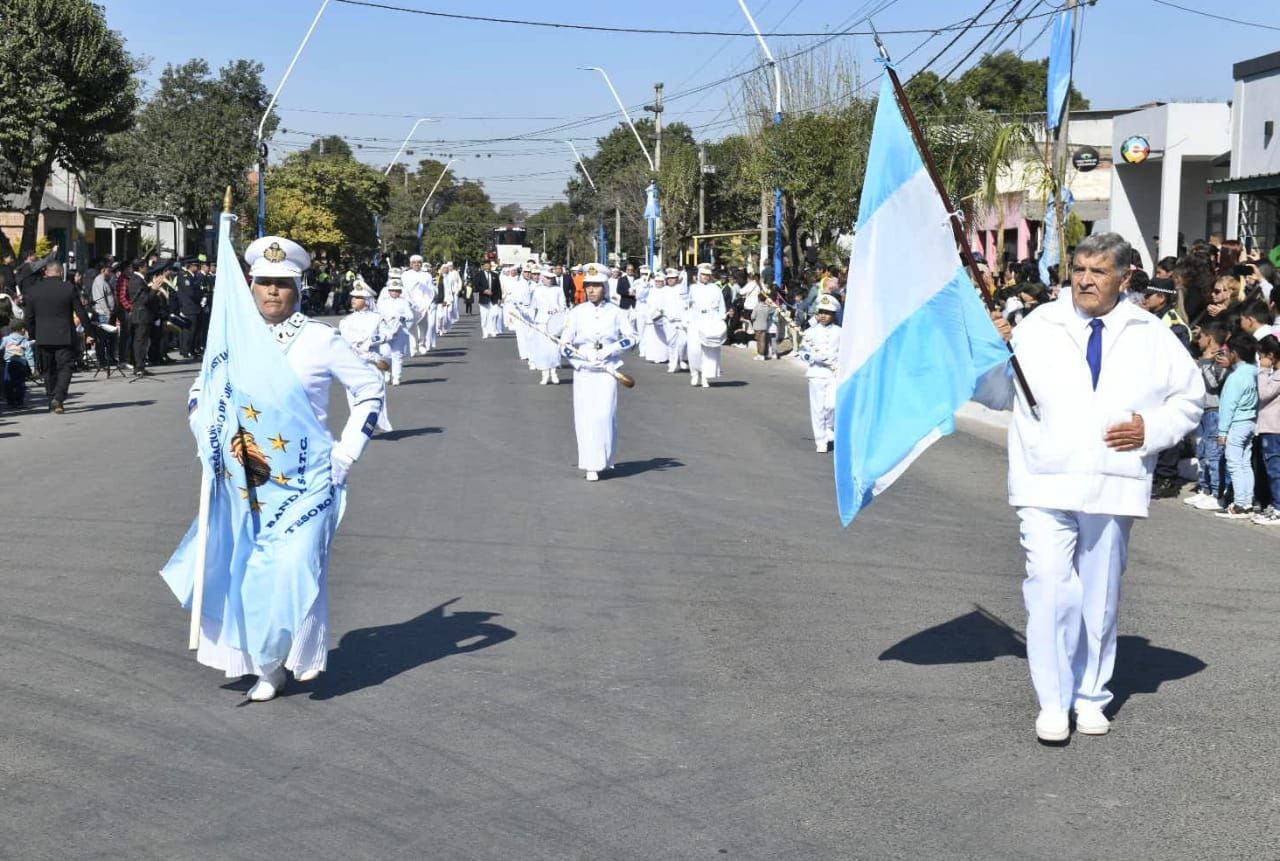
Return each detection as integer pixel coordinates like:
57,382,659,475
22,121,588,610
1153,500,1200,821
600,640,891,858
560,263,636,481
377,277,412,386
800,293,842,452
445,261,463,331
530,264,567,384
165,234,385,702
338,281,393,433
687,261,727,388
402,255,436,356
507,261,537,365
640,267,669,364
654,267,688,374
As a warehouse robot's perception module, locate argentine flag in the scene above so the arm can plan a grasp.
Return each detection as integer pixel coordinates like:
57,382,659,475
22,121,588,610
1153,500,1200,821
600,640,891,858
833,77,1010,525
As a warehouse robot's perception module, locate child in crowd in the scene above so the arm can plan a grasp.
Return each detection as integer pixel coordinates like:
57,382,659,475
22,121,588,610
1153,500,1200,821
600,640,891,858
1186,321,1231,510
1252,335,1280,525
1216,332,1259,519
800,294,842,453
2,320,34,407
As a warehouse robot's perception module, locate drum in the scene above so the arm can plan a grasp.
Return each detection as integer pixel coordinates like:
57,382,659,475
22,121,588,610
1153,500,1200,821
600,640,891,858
696,315,728,348
545,309,568,338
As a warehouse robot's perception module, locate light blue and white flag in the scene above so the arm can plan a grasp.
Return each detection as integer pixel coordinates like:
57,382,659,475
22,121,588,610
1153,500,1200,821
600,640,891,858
1038,187,1075,287
1046,9,1074,132
643,180,661,221
161,211,343,666
833,77,1010,525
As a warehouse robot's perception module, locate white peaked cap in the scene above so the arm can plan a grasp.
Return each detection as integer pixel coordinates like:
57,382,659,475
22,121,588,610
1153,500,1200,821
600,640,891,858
245,235,310,280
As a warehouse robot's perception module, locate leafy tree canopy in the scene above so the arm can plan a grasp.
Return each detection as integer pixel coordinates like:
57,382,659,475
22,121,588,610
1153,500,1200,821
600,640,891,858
265,151,388,255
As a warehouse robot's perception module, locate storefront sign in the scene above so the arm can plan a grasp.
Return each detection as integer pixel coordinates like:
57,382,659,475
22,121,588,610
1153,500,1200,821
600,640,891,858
1072,146,1100,172
1120,136,1151,164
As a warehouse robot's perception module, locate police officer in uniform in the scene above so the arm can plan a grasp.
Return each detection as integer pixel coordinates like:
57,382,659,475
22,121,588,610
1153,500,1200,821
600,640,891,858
176,257,202,358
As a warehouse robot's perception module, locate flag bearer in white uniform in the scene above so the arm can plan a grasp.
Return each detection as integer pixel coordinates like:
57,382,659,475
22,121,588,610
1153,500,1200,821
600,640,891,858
530,264,567,384
561,263,636,481
974,233,1203,743
655,267,688,374
800,294,841,451
377,278,412,386
338,282,393,433
687,261,727,387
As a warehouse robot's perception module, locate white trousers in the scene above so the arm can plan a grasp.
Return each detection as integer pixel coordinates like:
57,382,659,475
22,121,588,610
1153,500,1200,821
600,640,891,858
688,340,721,379
808,377,835,444
666,328,687,372
413,307,437,353
1017,507,1132,713
479,304,496,336
379,335,407,382
573,368,618,471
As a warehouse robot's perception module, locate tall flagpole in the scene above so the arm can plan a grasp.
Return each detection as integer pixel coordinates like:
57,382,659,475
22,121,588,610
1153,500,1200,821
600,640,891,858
873,35,1038,416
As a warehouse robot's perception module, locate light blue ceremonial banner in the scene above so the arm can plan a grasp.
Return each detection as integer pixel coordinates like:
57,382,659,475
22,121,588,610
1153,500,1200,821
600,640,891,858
161,212,343,667
1038,187,1075,287
1046,9,1073,131
833,76,1009,525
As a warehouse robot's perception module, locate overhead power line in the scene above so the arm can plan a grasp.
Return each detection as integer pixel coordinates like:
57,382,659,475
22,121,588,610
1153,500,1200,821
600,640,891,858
334,0,1060,38
1147,0,1280,32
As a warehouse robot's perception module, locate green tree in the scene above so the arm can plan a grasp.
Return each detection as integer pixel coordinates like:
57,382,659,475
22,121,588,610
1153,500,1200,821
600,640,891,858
0,0,137,255
422,201,495,266
265,151,388,255
496,202,527,224
938,51,1089,116
90,59,274,238
526,202,591,264
704,135,765,234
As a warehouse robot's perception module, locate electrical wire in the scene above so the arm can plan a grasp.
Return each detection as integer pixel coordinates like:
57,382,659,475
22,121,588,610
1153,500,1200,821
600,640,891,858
1147,0,1280,32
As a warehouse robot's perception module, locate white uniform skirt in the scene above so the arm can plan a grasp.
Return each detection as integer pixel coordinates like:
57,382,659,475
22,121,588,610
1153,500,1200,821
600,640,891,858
573,367,618,471
197,578,328,678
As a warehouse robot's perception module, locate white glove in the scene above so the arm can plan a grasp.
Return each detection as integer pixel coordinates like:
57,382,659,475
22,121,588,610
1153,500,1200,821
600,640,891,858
329,449,354,487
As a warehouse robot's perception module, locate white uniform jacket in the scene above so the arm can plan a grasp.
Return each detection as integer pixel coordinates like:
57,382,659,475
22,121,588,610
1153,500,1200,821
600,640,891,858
801,322,841,379
974,296,1203,518
561,300,636,371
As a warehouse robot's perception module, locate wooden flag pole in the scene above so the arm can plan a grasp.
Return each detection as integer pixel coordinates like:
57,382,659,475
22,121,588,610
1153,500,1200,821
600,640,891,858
188,185,234,649
873,36,1039,417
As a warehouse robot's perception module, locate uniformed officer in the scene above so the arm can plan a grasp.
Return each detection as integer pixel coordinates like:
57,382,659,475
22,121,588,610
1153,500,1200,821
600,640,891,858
687,261,727,387
377,278,413,386
338,281,393,433
800,293,842,452
176,257,202,358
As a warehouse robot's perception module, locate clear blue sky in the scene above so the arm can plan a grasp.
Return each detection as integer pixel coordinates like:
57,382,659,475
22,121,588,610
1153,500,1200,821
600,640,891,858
101,0,1279,213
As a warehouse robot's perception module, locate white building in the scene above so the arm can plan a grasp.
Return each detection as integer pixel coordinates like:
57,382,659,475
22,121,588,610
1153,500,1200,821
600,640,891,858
1216,50,1280,254
1108,103,1232,270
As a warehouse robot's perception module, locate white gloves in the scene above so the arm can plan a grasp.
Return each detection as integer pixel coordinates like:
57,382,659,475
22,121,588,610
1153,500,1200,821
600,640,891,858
330,449,354,487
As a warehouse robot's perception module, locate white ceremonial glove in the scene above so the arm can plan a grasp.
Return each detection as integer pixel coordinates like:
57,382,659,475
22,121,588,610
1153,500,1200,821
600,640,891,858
329,449,354,487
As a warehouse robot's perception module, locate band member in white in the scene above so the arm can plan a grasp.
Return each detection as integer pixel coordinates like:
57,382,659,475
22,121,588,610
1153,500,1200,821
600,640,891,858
442,262,462,332
653,267,688,374
640,268,670,364
507,261,537,365
561,263,636,481
338,281,393,432
402,255,436,355
377,278,412,386
800,294,841,451
530,265,568,384
687,262,727,387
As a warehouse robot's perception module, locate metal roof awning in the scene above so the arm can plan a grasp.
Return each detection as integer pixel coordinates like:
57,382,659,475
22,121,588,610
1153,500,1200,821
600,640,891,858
1209,173,1280,195
1023,198,1110,222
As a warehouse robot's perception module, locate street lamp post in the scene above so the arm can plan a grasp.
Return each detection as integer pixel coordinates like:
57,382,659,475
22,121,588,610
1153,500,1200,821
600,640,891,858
580,65,658,270
738,0,784,291
254,0,331,238
378,117,437,259
417,159,456,254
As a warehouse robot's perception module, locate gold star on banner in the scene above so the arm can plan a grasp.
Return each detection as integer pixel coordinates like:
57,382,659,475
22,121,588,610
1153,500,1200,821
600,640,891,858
242,403,262,422
269,433,290,452
273,471,290,486
224,469,233,480
239,486,250,500
250,499,263,513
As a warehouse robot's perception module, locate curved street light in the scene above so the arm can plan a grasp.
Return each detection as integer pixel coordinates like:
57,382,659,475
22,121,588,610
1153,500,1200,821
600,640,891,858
417,159,456,254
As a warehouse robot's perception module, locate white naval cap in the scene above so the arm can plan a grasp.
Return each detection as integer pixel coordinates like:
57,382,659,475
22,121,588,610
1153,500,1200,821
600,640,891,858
664,267,680,279
639,264,651,275
409,254,424,263
386,278,404,291
388,267,403,278
350,281,375,299
582,262,607,284
814,293,842,314
697,262,714,276
540,265,556,279
244,235,310,281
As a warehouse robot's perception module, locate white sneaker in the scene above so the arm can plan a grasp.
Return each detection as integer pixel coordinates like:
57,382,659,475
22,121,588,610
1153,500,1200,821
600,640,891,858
689,373,699,386
667,368,677,374
700,377,710,388
680,362,689,370
1073,705,1110,735
540,371,549,385
248,665,286,702
1035,709,1069,742
391,379,401,386
1191,495,1224,511
585,470,599,482
382,371,391,382
294,668,321,683
816,443,827,453
753,355,766,361
1183,491,1208,506
550,370,560,384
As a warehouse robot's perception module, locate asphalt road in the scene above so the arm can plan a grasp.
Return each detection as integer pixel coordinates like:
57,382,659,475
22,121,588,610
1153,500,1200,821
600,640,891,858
2,314,1277,860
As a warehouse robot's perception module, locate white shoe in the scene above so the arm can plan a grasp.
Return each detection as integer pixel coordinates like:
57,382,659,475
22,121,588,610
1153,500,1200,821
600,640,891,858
585,470,599,482
550,370,560,384
540,371,549,385
680,362,689,370
667,368,677,374
391,379,401,386
753,355,766,361
689,373,699,386
1183,491,1208,506
294,668,321,683
1073,705,1110,735
1191,495,1224,511
700,377,710,388
816,443,827,453
248,665,286,702
1035,709,1069,742
382,371,391,382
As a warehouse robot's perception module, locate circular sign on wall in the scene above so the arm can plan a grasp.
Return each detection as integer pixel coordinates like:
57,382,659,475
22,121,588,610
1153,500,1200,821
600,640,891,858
1072,146,1100,172
1120,136,1151,164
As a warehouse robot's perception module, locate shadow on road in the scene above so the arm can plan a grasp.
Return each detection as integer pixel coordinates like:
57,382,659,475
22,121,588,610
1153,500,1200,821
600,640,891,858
879,606,1206,715
66,399,157,413
0,431,17,438
396,377,447,386
375,426,443,441
709,380,748,388
610,457,685,477
307,598,516,700
429,349,467,358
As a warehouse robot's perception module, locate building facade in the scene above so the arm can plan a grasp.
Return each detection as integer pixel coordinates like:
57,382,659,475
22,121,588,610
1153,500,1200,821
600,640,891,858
1216,50,1280,255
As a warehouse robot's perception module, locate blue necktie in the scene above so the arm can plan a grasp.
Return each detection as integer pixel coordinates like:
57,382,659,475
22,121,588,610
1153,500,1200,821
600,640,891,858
1086,318,1104,390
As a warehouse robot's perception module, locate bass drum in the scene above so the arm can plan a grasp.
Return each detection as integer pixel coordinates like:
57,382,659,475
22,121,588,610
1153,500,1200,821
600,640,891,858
696,314,728,348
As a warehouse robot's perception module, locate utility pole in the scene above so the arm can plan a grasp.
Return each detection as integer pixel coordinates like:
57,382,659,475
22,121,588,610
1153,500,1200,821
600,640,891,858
645,82,665,269
1051,0,1081,283
698,146,707,235
615,207,621,265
